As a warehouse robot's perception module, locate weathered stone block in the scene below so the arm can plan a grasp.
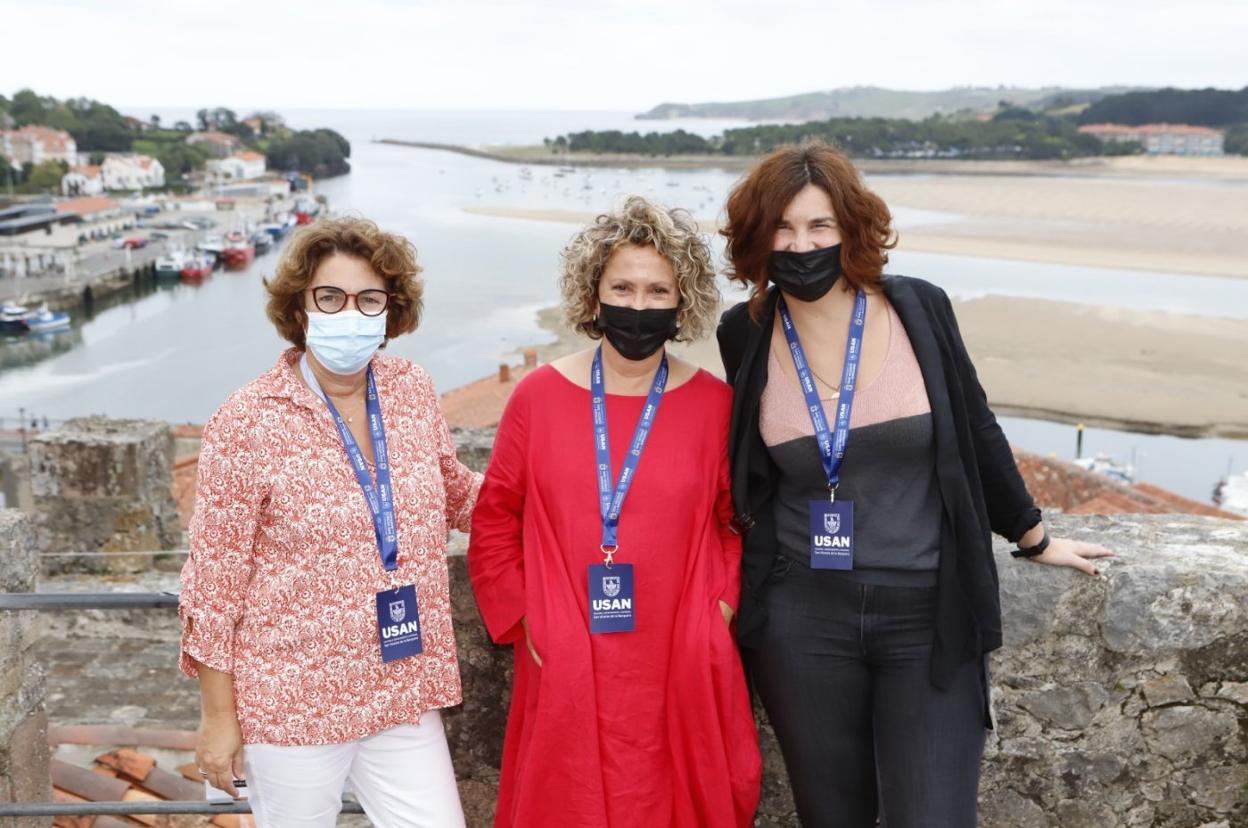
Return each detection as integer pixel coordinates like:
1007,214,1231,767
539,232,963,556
28,418,180,572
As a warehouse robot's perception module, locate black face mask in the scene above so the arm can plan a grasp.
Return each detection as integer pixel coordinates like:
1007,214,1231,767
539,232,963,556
768,244,843,302
594,303,679,361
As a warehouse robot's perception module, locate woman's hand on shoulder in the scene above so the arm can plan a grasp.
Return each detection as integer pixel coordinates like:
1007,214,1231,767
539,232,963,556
719,600,734,626
1031,537,1114,577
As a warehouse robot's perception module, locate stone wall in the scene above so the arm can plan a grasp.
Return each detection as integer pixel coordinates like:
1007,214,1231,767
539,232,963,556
980,514,1248,828
28,417,180,573
8,423,1248,826
0,510,52,828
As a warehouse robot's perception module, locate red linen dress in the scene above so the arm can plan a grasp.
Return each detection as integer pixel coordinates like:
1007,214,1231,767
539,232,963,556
469,363,761,828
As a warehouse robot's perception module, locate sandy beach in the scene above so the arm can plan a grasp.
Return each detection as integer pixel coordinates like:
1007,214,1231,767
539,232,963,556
466,162,1248,438
465,166,1248,280
518,297,1248,439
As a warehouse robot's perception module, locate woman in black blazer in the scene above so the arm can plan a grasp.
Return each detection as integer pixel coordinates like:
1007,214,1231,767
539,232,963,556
716,141,1112,827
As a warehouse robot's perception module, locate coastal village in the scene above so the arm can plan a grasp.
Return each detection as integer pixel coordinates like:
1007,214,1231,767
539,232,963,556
0,117,326,333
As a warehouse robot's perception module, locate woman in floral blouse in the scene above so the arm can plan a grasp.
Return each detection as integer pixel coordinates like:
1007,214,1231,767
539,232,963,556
179,216,480,828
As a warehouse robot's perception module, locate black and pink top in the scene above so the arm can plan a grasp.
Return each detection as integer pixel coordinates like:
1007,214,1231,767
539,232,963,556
760,299,943,586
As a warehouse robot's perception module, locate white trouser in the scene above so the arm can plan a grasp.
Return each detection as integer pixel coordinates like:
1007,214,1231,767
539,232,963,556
242,711,466,828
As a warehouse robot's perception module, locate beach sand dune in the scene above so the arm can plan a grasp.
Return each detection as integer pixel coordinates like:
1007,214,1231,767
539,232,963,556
522,297,1248,439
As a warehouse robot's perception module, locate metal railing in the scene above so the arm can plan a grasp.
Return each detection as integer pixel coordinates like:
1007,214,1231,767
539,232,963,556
0,589,369,820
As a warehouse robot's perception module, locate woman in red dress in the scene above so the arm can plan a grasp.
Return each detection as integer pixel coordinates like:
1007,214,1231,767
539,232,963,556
469,196,761,827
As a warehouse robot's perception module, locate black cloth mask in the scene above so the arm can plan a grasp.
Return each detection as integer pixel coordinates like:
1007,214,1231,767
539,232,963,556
767,244,843,302
594,303,679,361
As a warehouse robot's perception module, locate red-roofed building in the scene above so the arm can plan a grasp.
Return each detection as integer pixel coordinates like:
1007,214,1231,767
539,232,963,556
0,125,77,166
54,196,123,218
206,150,266,181
1078,123,1225,156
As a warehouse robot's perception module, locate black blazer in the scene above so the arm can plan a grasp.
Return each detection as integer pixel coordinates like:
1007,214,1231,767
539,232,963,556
717,275,1040,688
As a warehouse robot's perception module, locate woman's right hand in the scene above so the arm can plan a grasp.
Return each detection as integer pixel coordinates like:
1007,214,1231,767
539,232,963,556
520,616,542,667
196,712,245,797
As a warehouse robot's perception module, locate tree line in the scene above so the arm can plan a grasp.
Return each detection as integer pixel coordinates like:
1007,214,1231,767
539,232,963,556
546,87,1248,159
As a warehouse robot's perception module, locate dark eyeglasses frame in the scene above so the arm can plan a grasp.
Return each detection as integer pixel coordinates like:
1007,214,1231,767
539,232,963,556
307,286,392,317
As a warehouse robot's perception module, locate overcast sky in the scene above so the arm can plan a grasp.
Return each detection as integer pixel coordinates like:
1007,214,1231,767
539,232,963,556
3,0,1244,112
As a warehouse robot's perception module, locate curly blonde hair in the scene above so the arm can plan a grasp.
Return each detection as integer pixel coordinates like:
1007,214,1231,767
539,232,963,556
264,215,423,350
559,196,719,342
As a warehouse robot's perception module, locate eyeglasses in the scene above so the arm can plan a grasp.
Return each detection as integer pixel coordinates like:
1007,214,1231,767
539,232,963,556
307,286,391,317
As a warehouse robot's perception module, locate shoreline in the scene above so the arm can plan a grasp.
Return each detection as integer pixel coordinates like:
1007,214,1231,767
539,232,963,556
377,138,1248,180
463,205,1248,282
505,298,1248,441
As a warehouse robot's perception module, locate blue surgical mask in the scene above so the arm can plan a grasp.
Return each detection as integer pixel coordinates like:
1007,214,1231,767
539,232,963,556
305,310,387,375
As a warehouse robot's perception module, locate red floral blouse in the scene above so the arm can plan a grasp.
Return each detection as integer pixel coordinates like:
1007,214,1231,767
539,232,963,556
179,349,481,746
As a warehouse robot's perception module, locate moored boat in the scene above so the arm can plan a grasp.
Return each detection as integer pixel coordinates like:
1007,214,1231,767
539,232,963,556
1,303,30,334
181,254,214,282
220,231,255,269
155,250,189,280
24,304,71,334
250,232,273,254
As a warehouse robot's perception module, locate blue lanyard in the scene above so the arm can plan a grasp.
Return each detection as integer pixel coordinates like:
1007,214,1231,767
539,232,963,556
302,357,399,571
590,346,668,562
777,290,867,497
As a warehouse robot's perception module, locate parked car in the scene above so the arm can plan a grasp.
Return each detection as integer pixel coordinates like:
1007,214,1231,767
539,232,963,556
112,237,148,250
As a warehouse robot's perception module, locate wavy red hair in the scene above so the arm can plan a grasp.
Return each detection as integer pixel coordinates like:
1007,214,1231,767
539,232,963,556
721,141,897,318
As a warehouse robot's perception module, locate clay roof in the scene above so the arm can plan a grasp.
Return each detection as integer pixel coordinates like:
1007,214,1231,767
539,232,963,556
5,124,75,151
1078,122,1224,137
55,196,121,215
234,151,265,162
68,164,101,177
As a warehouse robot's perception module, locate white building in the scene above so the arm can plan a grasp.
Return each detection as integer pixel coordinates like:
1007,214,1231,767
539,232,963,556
61,164,104,196
1078,123,1226,156
101,155,166,190
206,150,267,181
0,126,78,166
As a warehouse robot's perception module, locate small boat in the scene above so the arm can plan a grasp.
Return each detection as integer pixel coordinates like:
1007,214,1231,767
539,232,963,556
220,231,255,269
181,254,213,282
1,302,30,333
259,217,294,239
250,232,274,254
1073,452,1135,486
197,235,225,264
24,304,71,334
155,250,188,280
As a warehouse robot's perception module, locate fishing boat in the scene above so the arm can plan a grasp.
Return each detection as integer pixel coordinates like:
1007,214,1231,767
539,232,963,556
220,231,255,269
24,304,71,334
197,235,225,265
181,254,214,282
0,303,30,333
259,214,295,239
250,231,274,254
155,250,189,280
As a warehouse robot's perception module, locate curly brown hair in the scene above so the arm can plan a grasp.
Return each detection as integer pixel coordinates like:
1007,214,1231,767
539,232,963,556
722,141,897,319
559,196,719,342
264,215,424,350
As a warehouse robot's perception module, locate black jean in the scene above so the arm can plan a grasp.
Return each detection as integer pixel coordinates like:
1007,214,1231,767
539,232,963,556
743,557,986,828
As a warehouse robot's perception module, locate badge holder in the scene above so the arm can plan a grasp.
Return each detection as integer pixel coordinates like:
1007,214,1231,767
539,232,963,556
810,484,854,570
589,545,635,634
375,583,423,662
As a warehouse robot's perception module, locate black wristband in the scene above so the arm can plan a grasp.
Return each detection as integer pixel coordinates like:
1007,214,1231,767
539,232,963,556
1011,529,1050,559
